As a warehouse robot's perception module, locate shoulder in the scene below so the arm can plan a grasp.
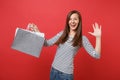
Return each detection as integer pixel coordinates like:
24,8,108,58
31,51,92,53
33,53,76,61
82,35,88,40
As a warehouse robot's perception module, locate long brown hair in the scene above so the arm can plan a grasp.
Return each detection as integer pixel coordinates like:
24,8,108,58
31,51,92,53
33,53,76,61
55,10,82,47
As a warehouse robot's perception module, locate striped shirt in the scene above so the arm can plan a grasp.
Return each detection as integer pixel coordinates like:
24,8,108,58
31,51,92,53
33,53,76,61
44,31,100,74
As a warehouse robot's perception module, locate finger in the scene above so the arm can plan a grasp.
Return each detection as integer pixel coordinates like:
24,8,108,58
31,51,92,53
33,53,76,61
31,23,35,27
29,23,33,28
95,22,99,29
27,23,32,30
34,24,38,28
92,24,95,31
100,25,102,30
32,23,38,29
88,32,94,35
29,27,34,32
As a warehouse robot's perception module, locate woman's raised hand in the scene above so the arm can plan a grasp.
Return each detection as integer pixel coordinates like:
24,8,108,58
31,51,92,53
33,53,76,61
88,22,102,38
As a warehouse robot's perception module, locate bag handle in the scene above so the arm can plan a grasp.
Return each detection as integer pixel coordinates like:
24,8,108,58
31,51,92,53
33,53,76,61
26,23,37,32
26,23,45,37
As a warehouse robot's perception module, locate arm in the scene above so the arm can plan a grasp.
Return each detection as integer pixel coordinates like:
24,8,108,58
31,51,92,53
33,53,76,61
82,36,100,59
27,23,63,46
87,22,102,59
44,31,63,46
88,22,102,54
95,37,101,55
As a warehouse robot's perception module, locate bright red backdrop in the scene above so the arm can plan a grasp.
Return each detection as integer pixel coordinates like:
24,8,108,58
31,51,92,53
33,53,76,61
0,0,120,80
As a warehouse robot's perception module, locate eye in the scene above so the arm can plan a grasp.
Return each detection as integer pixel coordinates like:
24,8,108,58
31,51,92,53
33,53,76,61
69,18,72,20
74,18,77,20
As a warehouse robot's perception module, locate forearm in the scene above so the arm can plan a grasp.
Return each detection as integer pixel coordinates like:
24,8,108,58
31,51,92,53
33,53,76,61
95,37,101,54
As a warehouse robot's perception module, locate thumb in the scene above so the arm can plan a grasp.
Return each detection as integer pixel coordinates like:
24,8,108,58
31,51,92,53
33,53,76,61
88,32,94,36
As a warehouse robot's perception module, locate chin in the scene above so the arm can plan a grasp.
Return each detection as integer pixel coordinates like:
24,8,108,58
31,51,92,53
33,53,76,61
70,29,76,31
70,27,77,31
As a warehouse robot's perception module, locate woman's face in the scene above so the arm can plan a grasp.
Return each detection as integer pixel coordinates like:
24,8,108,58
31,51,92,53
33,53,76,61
69,13,79,31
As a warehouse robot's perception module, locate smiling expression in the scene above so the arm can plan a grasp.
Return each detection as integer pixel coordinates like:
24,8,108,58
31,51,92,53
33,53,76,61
69,13,79,31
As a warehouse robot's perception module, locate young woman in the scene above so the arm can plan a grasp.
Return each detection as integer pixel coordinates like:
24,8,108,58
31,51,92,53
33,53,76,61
28,10,101,80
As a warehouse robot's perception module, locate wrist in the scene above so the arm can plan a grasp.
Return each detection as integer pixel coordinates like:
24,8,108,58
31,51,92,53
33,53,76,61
96,36,101,41
96,35,101,38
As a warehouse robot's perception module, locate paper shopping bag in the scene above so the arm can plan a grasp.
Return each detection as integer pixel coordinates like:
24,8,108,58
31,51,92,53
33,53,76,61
11,28,45,58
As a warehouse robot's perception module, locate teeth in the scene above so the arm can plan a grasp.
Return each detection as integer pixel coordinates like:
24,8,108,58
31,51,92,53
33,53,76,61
71,24,76,26
72,25,75,27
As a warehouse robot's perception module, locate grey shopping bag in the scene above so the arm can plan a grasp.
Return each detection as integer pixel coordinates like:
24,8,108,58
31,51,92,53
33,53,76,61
11,28,45,58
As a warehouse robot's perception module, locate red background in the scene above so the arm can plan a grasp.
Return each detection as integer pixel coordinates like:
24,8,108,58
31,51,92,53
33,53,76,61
0,0,120,80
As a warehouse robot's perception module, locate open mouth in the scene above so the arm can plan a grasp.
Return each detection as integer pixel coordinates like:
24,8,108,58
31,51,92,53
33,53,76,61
70,24,76,28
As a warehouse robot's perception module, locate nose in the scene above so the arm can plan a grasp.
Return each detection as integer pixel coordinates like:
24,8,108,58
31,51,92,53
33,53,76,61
71,19,75,23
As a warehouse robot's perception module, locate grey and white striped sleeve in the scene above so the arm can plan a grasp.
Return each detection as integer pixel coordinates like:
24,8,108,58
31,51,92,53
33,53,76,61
44,31,63,46
82,36,100,59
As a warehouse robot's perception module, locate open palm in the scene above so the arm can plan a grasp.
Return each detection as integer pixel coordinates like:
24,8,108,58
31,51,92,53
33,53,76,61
88,22,102,37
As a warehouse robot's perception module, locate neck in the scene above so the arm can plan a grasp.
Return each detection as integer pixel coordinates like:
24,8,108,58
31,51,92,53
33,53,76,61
69,30,76,36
